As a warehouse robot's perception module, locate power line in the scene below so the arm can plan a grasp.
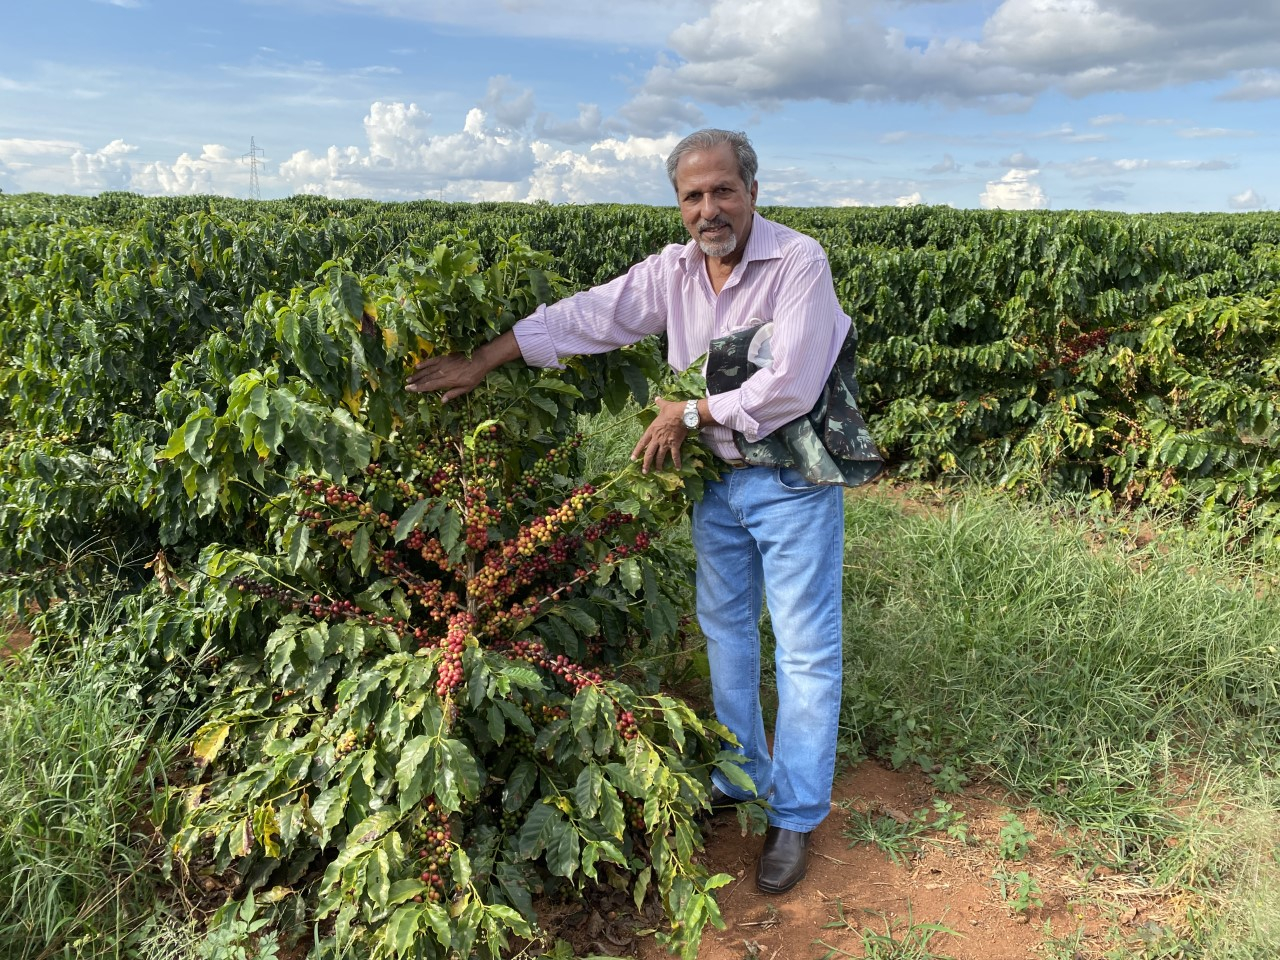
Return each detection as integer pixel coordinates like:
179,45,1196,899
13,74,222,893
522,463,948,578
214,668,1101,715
243,137,264,200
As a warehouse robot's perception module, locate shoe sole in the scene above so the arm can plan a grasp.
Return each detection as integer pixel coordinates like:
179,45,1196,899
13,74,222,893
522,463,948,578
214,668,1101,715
755,869,806,894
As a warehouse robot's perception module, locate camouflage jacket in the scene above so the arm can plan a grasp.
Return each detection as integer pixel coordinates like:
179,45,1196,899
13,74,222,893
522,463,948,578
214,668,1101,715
705,322,884,487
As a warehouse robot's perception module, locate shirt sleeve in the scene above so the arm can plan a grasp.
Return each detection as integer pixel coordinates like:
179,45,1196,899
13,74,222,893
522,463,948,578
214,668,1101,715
513,248,676,369
705,253,851,442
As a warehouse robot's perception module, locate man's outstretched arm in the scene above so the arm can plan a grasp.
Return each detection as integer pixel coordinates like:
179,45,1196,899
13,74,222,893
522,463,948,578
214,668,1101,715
405,329,524,401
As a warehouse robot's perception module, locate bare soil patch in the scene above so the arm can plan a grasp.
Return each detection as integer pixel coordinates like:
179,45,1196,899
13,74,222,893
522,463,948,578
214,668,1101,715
614,761,1181,960
2,617,33,659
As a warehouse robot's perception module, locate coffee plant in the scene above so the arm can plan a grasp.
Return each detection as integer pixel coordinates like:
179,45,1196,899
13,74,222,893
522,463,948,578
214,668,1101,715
113,229,739,957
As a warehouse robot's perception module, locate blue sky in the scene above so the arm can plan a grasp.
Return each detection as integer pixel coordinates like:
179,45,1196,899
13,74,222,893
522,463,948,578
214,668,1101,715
1,0,1276,211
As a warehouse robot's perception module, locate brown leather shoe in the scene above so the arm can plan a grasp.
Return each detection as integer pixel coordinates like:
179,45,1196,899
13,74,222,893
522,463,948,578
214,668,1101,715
755,826,810,894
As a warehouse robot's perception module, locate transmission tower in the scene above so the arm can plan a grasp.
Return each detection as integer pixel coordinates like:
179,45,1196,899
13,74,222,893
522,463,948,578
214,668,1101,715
243,137,264,200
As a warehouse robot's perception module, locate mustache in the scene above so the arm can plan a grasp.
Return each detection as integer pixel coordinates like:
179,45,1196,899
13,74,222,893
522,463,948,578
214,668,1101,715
697,218,731,233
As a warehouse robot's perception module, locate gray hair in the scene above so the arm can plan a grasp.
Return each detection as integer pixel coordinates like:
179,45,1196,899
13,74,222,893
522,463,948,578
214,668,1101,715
665,129,758,192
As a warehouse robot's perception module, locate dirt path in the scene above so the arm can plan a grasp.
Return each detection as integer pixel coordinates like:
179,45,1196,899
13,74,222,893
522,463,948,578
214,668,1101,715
620,761,1167,960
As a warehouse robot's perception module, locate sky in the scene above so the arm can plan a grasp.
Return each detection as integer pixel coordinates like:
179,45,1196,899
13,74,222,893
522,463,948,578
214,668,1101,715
0,0,1277,212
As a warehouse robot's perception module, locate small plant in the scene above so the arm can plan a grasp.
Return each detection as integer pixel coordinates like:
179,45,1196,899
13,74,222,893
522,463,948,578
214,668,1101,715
1039,921,1087,960
923,799,970,845
815,906,959,960
198,893,280,960
992,866,1044,914
996,812,1035,861
842,806,927,867
929,763,968,794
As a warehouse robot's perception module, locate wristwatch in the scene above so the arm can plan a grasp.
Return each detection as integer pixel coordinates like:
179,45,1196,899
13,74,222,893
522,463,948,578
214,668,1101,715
682,399,700,430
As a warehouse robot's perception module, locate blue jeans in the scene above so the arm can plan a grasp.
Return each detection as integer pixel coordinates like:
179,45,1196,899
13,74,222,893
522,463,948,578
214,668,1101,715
693,465,845,833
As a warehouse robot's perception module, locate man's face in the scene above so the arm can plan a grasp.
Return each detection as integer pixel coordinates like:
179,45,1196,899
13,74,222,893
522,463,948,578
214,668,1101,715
674,143,758,261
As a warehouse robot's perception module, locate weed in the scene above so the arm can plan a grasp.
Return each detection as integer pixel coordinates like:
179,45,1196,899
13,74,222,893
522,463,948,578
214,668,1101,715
992,866,1044,913
924,799,970,844
842,807,927,867
815,905,959,960
997,813,1035,861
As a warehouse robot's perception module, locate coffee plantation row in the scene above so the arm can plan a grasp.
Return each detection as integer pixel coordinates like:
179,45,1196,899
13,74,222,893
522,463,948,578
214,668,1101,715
1,193,1277,958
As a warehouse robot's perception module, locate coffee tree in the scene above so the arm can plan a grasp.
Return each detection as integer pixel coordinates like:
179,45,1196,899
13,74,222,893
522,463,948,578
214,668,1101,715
154,237,741,958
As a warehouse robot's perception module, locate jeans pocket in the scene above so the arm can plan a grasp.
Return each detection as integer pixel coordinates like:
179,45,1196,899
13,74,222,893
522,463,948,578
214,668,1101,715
775,466,817,491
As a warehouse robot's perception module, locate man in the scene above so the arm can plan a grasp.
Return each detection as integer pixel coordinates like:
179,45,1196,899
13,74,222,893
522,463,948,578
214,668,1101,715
407,129,850,894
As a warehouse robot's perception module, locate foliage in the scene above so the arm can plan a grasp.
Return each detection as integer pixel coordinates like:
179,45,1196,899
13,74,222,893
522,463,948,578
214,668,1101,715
5,197,1277,562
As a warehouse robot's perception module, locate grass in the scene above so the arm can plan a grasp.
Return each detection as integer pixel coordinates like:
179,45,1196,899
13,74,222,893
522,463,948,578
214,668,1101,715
816,902,959,960
0,598,200,959
839,484,1280,959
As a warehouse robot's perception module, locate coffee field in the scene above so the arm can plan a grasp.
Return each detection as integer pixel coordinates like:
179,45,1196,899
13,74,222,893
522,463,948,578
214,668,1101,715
1,193,1277,959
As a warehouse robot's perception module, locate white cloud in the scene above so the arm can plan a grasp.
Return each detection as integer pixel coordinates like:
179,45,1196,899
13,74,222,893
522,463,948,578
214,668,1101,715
1032,123,1106,143
278,103,533,198
535,104,606,145
614,95,705,139
484,76,537,130
1229,188,1267,210
1219,68,1280,100
628,0,1280,114
1177,127,1253,139
980,168,1048,209
70,139,138,192
895,192,924,207
525,137,677,203
129,144,244,196
0,138,83,163
1059,156,1237,178
1000,151,1040,168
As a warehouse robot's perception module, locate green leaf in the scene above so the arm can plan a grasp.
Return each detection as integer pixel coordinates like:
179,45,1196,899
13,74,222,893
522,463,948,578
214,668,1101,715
368,847,391,908
439,508,463,555
632,865,651,912
574,764,603,819
504,759,537,813
284,521,309,572
545,815,581,878
516,801,559,860
352,524,371,573
450,846,473,891
350,810,398,846
599,781,625,838
435,738,481,811
395,498,430,543
331,269,365,322
497,861,535,919
385,904,422,953
617,558,642,595
395,735,438,811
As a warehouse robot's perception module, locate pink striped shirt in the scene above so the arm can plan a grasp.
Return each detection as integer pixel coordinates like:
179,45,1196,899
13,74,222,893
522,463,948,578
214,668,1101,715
513,213,852,461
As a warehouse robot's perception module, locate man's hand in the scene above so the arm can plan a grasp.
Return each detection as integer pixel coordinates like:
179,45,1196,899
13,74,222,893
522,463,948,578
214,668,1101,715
405,329,522,401
632,397,693,473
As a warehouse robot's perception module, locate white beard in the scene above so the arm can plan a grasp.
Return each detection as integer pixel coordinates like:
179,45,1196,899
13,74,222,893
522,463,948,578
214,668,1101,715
697,232,737,258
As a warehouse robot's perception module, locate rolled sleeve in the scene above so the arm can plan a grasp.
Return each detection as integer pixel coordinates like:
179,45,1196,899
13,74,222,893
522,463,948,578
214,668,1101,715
513,306,564,370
